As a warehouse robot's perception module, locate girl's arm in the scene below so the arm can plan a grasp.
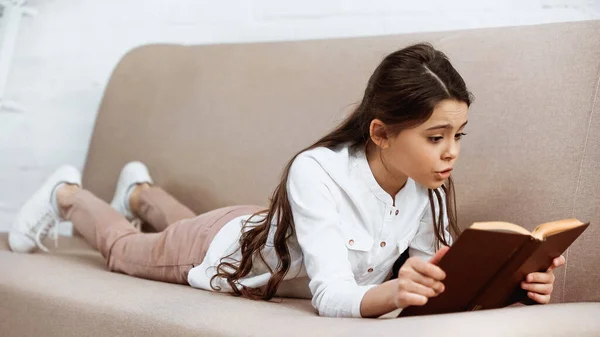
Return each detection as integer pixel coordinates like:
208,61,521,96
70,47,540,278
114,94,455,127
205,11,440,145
360,247,448,318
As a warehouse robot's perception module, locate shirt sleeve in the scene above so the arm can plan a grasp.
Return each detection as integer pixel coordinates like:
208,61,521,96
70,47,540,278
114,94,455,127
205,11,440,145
287,154,376,318
409,188,454,261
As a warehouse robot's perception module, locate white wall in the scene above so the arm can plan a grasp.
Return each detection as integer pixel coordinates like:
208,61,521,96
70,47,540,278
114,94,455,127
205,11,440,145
1,0,599,233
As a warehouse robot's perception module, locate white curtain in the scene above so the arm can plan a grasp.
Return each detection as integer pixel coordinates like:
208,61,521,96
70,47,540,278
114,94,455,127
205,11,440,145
0,1,36,111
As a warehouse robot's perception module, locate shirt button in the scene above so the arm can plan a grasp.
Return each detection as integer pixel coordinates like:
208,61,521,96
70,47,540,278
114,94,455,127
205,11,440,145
367,268,374,273
380,241,386,248
395,210,399,215
348,239,355,246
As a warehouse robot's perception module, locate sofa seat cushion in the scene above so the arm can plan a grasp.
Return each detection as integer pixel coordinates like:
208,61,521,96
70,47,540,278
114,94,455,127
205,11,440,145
1,233,600,337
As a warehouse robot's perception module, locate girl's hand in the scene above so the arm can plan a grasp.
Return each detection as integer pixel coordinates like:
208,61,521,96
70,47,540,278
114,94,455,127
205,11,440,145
393,246,449,309
521,255,566,304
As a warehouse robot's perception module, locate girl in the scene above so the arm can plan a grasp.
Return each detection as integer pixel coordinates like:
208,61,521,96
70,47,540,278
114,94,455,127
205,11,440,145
9,43,564,318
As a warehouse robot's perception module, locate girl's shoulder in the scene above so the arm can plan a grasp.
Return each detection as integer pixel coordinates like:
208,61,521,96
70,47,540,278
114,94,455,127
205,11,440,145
292,145,355,177
296,145,351,162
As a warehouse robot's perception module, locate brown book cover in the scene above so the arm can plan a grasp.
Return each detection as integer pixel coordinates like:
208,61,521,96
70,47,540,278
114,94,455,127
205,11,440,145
398,219,590,317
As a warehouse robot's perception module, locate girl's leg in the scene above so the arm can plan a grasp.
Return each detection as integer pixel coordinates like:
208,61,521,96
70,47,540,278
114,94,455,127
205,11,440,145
130,185,196,233
58,185,190,284
58,185,263,284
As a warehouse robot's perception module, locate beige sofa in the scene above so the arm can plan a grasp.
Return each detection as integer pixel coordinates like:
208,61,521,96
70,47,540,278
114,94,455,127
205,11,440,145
2,20,600,336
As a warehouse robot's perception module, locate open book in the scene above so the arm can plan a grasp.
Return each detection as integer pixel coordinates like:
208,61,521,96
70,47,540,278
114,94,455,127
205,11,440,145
398,218,589,317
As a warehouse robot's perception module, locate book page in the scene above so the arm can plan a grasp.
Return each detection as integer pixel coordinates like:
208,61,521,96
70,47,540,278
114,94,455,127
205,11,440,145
532,219,586,240
470,222,531,236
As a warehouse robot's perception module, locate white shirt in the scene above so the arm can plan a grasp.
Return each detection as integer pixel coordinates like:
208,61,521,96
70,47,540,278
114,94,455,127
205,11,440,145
187,145,451,318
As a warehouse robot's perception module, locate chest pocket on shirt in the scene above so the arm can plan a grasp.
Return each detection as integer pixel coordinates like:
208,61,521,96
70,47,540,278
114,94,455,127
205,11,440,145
375,239,410,275
344,233,374,277
409,233,435,254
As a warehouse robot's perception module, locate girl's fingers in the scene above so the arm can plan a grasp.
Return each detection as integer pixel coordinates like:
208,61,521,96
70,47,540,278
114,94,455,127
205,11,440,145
528,291,551,304
521,282,553,295
398,291,429,307
429,246,450,265
526,271,554,284
548,255,566,271
399,268,445,293
409,258,446,281
398,278,438,298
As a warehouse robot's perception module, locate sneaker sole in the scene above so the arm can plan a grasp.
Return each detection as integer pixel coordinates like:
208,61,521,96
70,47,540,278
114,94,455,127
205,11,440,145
8,231,37,253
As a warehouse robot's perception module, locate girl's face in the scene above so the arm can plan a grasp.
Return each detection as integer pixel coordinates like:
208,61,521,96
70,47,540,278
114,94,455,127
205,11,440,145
375,99,469,190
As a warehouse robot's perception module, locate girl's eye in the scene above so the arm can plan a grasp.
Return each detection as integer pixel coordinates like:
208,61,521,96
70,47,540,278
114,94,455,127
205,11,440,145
429,136,443,143
455,132,467,140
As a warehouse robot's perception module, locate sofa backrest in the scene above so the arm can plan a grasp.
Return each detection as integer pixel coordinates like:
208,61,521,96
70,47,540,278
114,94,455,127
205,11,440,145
82,20,600,304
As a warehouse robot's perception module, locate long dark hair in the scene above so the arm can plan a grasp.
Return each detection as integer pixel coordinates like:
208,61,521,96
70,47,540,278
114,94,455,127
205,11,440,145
210,43,474,300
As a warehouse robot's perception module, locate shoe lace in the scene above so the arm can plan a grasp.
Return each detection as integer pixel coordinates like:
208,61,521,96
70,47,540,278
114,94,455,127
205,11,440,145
32,210,60,253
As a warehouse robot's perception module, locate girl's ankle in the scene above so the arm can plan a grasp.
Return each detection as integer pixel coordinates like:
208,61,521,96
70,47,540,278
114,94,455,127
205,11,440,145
129,183,151,215
55,183,80,216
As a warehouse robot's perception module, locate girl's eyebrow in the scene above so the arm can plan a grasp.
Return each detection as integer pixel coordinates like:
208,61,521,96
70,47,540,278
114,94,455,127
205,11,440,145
425,120,468,131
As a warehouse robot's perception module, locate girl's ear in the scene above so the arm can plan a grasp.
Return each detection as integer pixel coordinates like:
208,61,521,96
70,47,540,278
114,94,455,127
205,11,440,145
369,119,391,149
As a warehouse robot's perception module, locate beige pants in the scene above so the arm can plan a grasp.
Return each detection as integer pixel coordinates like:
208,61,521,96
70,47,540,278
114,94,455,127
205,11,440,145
62,187,263,284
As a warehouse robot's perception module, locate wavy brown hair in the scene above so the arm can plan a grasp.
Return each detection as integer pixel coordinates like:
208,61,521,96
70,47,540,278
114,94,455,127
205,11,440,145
210,43,474,300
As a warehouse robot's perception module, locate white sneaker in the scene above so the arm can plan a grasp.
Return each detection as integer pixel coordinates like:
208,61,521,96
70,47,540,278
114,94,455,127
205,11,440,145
110,161,153,228
9,165,82,253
